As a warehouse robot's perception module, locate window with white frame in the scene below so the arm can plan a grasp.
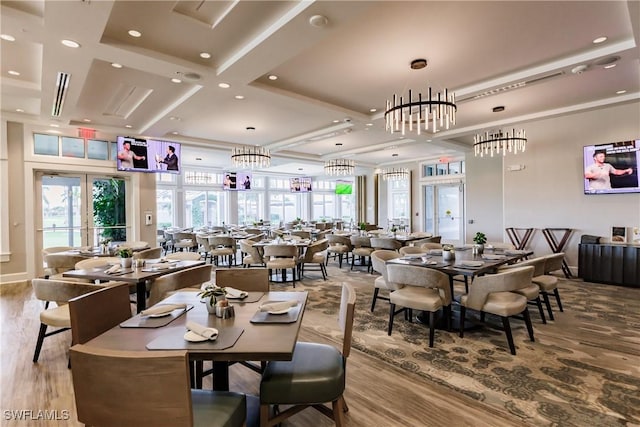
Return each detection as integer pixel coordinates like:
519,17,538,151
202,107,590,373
388,179,410,229
184,190,226,228
238,191,264,225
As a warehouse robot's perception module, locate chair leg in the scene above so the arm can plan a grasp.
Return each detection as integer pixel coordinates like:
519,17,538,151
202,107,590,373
340,395,349,413
459,306,466,338
535,296,547,324
387,303,395,335
501,316,516,355
33,323,48,363
331,397,345,426
523,307,535,342
542,291,555,320
260,404,270,427
338,254,343,268
553,289,564,312
428,311,436,348
371,288,379,312
320,263,327,280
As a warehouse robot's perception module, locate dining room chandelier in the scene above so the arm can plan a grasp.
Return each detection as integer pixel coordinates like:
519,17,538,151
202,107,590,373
231,146,271,168
380,167,409,181
324,159,355,176
384,59,457,136
473,128,527,157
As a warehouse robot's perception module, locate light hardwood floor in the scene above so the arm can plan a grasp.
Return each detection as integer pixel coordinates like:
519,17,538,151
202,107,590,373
0,279,527,427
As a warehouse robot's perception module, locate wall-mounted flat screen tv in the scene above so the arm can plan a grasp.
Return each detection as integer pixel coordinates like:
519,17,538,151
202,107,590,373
223,171,252,190
116,136,181,174
290,177,312,192
583,139,639,194
335,180,353,195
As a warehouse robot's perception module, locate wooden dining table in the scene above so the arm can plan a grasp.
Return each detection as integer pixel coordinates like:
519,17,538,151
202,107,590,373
84,290,308,391
63,259,205,312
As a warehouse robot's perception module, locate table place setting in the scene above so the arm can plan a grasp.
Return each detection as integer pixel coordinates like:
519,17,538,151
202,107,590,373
184,321,218,342
224,287,249,300
251,300,301,323
481,254,507,260
103,265,132,275
457,260,485,269
120,303,193,328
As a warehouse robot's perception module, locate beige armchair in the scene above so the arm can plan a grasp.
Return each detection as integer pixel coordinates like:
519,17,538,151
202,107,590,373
239,239,264,268
459,266,535,355
386,264,452,348
370,250,401,312
500,256,548,323
263,244,298,285
207,236,236,266
132,247,162,260
299,239,329,280
532,253,566,320
164,251,202,261
350,235,374,272
399,246,427,256
370,237,402,252
326,234,352,268
43,253,86,279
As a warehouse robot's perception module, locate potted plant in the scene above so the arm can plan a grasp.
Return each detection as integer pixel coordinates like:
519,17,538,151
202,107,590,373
117,247,133,268
198,285,226,314
358,222,367,236
473,232,487,255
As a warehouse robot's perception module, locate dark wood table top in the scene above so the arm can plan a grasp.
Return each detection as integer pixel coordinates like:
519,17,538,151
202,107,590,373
63,259,205,284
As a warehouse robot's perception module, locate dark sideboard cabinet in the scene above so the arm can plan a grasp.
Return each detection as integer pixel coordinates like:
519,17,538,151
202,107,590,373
578,243,640,287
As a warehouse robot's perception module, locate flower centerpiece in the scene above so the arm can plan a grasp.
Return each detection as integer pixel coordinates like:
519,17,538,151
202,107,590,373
117,247,133,268
198,285,226,314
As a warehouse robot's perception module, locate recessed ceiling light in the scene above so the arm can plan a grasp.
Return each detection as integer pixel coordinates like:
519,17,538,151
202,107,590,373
1,34,15,41
365,123,373,126
234,95,244,100
172,131,178,135
125,125,132,128
218,83,230,89
268,75,278,80
47,130,61,134
171,78,182,83
83,118,91,122
426,139,432,142
616,90,627,94
128,30,142,38
369,108,377,113
169,116,181,121
16,108,24,113
50,124,59,128
61,39,80,48
8,70,20,76
593,36,607,44
332,119,340,123
111,63,123,69
604,63,617,69
199,52,211,59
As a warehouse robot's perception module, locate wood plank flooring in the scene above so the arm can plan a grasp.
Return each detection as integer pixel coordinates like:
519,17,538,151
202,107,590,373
1,280,527,426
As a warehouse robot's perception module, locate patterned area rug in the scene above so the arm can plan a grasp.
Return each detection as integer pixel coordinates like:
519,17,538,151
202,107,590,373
294,267,640,426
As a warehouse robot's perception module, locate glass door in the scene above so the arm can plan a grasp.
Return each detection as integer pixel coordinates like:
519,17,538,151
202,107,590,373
423,183,464,244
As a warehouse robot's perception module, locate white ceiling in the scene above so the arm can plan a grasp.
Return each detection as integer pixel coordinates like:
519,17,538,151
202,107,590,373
2,1,639,176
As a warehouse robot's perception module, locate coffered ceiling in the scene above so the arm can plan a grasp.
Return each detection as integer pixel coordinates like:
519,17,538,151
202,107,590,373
2,1,639,175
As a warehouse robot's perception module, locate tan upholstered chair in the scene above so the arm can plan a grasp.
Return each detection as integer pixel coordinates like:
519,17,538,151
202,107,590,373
532,253,566,320
419,242,443,251
350,235,373,272
215,268,269,292
164,251,202,261
121,241,149,251
69,283,132,345
260,283,356,427
459,266,535,355
500,257,548,323
44,253,86,279
70,345,247,427
290,230,311,240
386,264,452,348
239,239,264,267
173,232,197,252
326,234,352,268
369,250,402,312
74,257,120,270
299,239,329,280
132,247,162,260
413,236,442,245
263,244,298,285
147,264,213,306
370,237,402,252
31,278,113,362
399,246,427,256
207,236,236,266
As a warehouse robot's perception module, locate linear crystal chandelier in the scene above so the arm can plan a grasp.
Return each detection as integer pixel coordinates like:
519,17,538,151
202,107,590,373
324,159,355,176
384,59,457,136
473,128,527,157
231,146,271,168
380,167,409,181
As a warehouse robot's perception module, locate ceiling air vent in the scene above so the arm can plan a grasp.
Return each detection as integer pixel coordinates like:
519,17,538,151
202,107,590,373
52,72,71,117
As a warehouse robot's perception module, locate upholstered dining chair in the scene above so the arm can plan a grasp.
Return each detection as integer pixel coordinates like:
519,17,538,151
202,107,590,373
370,237,402,252
164,251,203,261
31,278,113,363
173,232,198,252
386,264,452,348
147,264,213,306
70,345,247,427
299,239,329,280
132,247,162,260
259,283,356,427
195,234,212,263
326,234,352,268
263,244,299,285
44,253,86,279
532,252,566,320
398,246,427,256
419,242,444,251
290,230,311,240
499,257,548,324
459,266,535,355
369,250,401,312
207,236,236,266
74,257,120,270
215,268,269,292
349,235,374,272
239,239,265,267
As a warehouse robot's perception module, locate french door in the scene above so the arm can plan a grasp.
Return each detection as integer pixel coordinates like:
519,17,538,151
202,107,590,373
36,172,128,253
423,183,464,244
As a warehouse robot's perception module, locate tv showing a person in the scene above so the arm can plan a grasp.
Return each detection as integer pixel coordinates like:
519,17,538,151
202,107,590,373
584,149,634,191
157,145,179,171
223,173,237,190
117,140,147,169
242,175,251,190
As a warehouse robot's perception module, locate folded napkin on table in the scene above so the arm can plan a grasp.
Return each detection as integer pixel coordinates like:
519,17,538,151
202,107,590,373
482,254,506,260
104,265,122,274
259,300,298,312
140,303,187,316
186,321,218,339
225,287,248,298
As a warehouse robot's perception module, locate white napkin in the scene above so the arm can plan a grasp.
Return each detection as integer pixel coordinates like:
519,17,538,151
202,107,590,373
482,254,506,260
104,265,121,274
186,321,218,339
140,303,187,316
225,287,248,298
259,300,298,312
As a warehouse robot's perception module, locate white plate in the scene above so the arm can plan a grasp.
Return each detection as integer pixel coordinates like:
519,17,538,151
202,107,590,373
461,261,483,267
184,331,216,342
268,308,291,315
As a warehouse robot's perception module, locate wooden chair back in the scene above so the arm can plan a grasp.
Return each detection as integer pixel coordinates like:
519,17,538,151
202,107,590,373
215,268,269,292
339,283,357,358
69,283,132,345
147,264,213,306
